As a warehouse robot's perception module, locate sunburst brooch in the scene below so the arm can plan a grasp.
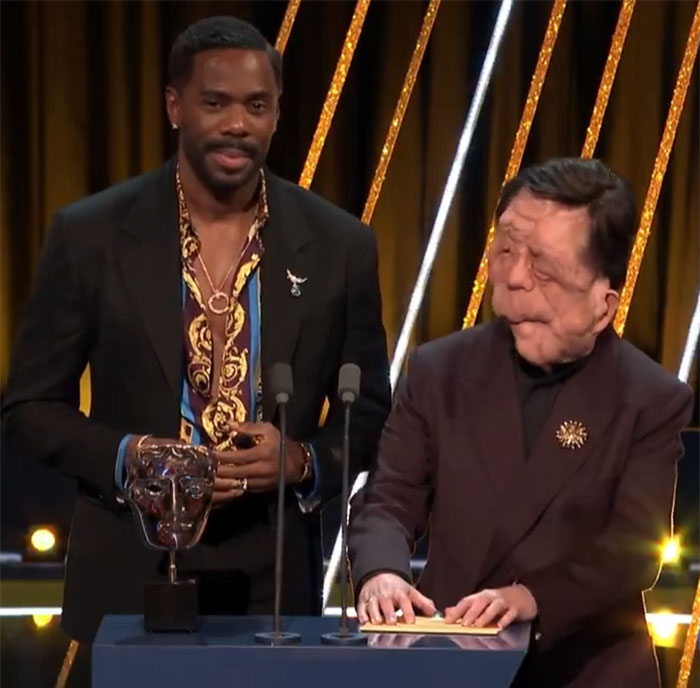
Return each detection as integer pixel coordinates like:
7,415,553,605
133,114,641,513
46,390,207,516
556,420,588,450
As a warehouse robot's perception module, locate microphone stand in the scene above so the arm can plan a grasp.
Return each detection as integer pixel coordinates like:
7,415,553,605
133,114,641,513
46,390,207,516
321,395,367,646
255,394,301,646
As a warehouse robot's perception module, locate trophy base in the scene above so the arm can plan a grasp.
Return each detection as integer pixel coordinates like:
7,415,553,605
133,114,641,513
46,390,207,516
254,631,302,645
321,631,368,646
144,578,199,633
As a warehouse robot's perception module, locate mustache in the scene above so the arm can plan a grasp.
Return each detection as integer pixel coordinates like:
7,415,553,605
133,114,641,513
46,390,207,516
205,139,259,157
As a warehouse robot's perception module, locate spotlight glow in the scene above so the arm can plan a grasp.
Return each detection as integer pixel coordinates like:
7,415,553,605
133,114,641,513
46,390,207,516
661,536,681,564
647,610,679,647
32,614,54,629
29,528,56,553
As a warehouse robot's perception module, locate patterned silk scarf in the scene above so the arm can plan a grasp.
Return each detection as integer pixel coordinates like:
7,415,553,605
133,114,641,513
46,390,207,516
176,170,268,450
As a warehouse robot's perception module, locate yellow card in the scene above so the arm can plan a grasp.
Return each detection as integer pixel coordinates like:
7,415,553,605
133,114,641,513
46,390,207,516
361,616,500,635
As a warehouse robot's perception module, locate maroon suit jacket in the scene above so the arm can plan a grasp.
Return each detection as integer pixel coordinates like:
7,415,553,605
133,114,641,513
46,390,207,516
349,319,693,688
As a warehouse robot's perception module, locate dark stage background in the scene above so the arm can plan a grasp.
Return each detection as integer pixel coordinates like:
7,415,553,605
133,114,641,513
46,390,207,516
0,1,698,687
2,0,698,377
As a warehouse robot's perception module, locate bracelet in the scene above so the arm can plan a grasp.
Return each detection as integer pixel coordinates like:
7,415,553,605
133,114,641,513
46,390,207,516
297,442,313,484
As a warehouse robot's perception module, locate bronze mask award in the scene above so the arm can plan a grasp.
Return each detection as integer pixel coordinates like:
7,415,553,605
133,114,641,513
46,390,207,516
125,441,216,632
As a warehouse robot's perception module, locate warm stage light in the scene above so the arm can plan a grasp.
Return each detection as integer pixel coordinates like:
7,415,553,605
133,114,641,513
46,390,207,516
647,611,679,647
24,525,64,562
661,536,681,564
32,614,54,629
29,527,57,553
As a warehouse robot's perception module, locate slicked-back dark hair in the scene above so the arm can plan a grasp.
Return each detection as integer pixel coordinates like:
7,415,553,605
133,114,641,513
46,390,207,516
168,16,283,93
495,158,637,290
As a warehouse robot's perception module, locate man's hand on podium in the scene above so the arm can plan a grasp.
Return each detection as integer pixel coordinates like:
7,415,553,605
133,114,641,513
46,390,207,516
443,585,538,630
356,573,436,625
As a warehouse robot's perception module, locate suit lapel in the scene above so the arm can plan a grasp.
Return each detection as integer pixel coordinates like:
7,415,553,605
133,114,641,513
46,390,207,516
475,327,620,585
117,161,183,402
454,320,525,593
260,171,312,420
462,321,526,494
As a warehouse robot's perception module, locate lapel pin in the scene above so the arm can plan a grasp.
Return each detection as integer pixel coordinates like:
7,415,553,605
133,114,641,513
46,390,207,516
556,420,588,450
286,269,308,298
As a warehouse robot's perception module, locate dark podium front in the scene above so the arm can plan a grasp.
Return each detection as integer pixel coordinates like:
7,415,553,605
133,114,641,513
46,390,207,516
93,616,530,688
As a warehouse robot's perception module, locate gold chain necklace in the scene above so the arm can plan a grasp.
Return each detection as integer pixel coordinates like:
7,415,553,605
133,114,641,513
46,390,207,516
197,254,238,315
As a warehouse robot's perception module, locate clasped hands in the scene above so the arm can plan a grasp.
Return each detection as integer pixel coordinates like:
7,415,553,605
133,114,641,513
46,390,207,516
356,572,537,631
212,421,306,504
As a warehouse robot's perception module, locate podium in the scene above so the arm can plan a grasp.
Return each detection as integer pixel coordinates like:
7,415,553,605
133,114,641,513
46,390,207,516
93,616,530,688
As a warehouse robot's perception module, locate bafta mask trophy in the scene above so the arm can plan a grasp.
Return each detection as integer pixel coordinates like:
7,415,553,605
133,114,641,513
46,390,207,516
125,440,216,632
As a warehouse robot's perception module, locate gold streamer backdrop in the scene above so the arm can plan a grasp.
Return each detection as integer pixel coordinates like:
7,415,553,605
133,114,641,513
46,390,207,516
678,573,700,687
580,0,636,159
0,3,698,686
463,0,568,328
1,0,697,391
274,0,300,53
362,0,441,224
464,0,635,330
615,0,700,335
298,0,371,189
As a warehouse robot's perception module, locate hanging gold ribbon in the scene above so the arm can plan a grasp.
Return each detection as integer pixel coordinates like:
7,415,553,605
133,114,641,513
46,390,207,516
462,0,568,329
580,0,636,158
299,1,371,189
361,0,441,224
614,1,700,336
275,0,301,54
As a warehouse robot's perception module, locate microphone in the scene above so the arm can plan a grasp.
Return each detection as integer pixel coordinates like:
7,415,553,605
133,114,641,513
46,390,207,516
338,363,361,405
321,363,367,645
255,363,301,646
271,362,293,406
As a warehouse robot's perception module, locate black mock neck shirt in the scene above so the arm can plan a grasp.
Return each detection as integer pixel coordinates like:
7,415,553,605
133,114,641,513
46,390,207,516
512,343,590,458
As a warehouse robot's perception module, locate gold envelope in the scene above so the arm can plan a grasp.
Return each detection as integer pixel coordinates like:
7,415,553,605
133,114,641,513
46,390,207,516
360,617,500,635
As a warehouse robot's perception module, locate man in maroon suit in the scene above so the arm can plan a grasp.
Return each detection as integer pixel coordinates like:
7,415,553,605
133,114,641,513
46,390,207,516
348,158,693,688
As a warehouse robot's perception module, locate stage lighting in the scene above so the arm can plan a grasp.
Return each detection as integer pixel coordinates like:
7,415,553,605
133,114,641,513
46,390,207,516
24,525,63,562
647,611,678,648
30,527,56,553
32,613,54,629
661,535,681,565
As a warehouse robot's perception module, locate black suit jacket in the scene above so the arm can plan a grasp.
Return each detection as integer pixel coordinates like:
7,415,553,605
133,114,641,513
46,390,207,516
3,161,391,642
349,319,693,688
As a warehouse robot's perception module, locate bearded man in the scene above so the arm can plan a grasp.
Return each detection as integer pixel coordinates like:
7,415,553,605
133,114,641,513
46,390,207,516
3,16,390,643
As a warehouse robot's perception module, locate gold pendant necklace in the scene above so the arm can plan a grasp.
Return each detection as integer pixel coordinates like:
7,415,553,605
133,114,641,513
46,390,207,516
198,254,237,315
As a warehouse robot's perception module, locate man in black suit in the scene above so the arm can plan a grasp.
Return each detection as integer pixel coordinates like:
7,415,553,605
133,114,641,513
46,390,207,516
3,16,391,643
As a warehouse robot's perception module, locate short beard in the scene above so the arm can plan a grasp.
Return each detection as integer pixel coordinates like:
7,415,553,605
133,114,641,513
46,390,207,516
182,135,260,195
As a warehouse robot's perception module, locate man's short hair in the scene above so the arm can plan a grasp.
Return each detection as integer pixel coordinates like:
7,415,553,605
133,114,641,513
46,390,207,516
168,16,283,94
495,158,637,290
